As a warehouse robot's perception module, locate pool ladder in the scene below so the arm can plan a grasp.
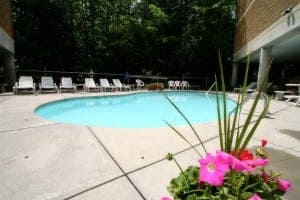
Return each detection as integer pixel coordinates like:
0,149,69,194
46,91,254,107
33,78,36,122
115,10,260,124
205,81,216,95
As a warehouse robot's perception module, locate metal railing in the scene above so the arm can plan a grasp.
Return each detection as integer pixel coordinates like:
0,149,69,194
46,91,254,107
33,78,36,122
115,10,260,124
16,69,226,88
205,81,216,95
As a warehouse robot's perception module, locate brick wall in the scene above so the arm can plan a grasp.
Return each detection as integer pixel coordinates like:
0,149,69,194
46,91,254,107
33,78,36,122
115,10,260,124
234,0,300,52
0,0,13,38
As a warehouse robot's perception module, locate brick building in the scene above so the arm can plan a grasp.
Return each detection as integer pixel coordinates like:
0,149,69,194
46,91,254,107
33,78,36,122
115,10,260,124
232,0,300,89
0,0,15,89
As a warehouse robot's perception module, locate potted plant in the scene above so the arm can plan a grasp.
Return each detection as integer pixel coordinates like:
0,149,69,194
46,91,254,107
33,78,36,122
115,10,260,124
161,53,292,200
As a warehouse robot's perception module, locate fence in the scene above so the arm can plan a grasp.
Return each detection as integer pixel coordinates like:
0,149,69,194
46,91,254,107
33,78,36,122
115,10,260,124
11,69,233,91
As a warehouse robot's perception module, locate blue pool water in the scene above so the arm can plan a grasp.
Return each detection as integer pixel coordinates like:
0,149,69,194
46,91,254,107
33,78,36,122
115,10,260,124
35,91,236,128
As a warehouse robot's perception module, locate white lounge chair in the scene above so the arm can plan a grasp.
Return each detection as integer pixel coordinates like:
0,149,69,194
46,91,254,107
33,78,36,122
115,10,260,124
234,82,257,93
13,76,36,94
181,81,190,90
174,80,181,90
168,80,175,89
99,79,117,92
284,95,300,107
136,79,144,89
59,77,76,93
39,76,58,93
85,78,100,92
112,79,131,91
274,90,294,100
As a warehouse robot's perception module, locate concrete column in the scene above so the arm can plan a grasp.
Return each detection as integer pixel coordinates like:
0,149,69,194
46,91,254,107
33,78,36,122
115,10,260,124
257,47,272,91
3,53,15,88
231,62,239,88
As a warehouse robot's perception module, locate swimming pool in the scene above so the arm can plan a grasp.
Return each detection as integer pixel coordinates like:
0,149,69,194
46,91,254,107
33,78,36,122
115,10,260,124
35,91,236,128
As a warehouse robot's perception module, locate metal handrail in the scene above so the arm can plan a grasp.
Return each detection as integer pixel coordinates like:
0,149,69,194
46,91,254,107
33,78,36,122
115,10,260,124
243,91,270,115
205,81,216,95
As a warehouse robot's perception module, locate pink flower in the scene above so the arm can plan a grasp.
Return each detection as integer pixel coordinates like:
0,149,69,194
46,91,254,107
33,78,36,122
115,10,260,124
231,156,254,172
278,178,292,192
216,151,233,165
244,158,269,168
160,196,172,200
198,153,230,186
215,151,256,172
249,193,262,200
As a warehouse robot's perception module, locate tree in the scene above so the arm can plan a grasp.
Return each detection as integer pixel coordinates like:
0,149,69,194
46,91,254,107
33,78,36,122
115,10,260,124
12,0,236,76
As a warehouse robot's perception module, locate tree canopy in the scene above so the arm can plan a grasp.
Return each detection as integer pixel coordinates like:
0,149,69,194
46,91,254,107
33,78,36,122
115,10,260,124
12,0,236,76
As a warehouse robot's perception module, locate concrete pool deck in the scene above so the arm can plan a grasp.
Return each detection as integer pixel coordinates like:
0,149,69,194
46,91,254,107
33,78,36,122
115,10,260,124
0,91,299,200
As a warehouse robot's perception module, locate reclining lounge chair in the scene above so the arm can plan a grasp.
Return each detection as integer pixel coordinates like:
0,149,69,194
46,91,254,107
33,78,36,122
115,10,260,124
39,76,58,93
13,76,36,94
284,95,300,107
100,79,117,92
234,82,257,93
112,79,131,91
59,77,76,93
85,78,100,92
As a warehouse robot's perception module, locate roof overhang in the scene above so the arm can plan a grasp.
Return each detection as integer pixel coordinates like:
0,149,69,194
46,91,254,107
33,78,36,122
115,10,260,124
233,4,300,64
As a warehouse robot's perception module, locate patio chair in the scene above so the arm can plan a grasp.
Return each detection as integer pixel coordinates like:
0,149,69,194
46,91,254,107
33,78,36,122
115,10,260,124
174,80,181,90
234,82,257,93
99,79,117,92
13,76,36,94
112,79,131,91
181,81,190,90
39,76,58,93
168,80,175,89
85,78,100,92
136,79,145,89
59,77,76,93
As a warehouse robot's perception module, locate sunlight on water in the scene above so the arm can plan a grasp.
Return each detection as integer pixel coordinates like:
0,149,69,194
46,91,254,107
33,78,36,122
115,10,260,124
35,91,236,128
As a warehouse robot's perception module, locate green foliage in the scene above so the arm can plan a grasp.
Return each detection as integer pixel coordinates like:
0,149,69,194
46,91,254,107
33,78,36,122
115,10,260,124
12,0,236,76
167,166,200,200
148,4,168,23
168,167,285,200
216,52,271,154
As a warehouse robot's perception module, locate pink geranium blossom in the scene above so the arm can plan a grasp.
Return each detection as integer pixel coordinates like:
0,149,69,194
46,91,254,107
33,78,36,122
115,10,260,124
249,193,262,200
278,178,292,192
231,156,254,172
160,196,172,200
244,158,269,168
216,151,233,165
198,153,230,186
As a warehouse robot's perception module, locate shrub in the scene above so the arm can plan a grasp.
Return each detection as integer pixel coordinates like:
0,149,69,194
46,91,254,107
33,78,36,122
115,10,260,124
147,83,164,90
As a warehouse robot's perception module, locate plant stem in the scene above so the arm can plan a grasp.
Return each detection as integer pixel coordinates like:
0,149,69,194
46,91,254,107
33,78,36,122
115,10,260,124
173,157,189,184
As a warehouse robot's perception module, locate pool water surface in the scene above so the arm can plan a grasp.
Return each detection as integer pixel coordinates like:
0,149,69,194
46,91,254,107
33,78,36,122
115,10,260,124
35,91,236,128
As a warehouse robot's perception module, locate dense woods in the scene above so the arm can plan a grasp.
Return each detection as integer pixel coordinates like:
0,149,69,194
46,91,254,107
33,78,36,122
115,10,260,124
12,0,236,77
